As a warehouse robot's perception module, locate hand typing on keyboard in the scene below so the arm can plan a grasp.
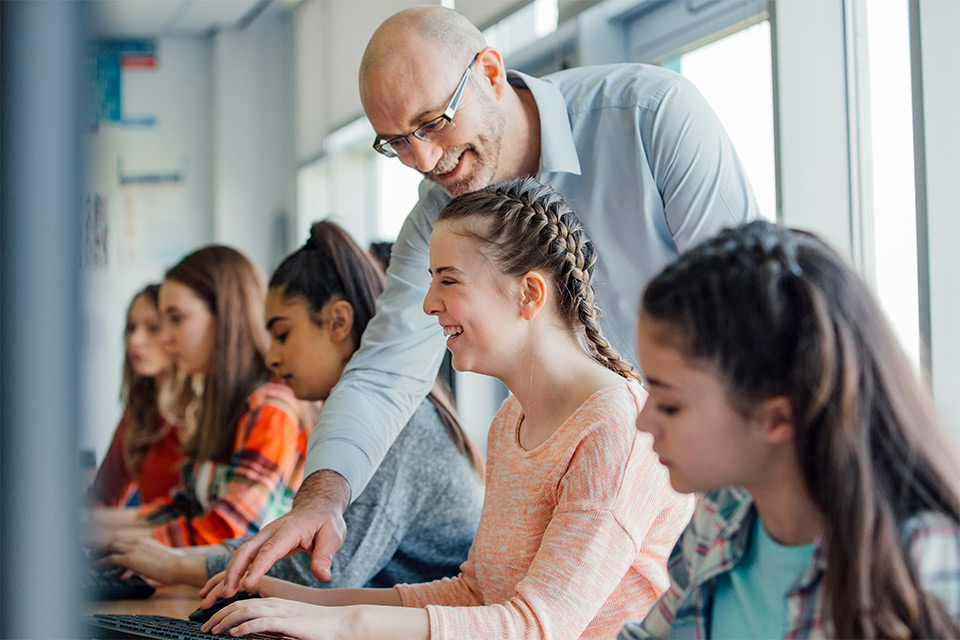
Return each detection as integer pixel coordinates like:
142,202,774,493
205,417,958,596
199,571,298,607
197,570,428,639
197,572,346,639
84,613,285,639
189,591,259,624
83,546,156,600
83,563,156,601
201,597,350,639
95,537,209,586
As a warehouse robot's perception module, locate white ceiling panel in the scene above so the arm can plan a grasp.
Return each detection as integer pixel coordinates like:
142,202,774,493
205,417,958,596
90,0,183,38
89,0,267,38
173,0,265,32
457,0,530,29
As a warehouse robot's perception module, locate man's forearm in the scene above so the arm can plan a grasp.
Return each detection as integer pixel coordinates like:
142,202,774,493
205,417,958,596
293,469,351,514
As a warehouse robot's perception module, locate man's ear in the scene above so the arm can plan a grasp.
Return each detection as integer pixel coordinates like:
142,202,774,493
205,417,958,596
475,47,508,99
326,300,355,344
519,271,547,321
757,396,795,445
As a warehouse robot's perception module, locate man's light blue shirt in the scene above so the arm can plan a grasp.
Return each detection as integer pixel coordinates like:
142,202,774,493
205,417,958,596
307,63,760,499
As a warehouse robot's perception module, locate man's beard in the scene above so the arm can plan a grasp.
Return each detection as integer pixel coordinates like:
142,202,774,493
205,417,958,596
425,97,505,198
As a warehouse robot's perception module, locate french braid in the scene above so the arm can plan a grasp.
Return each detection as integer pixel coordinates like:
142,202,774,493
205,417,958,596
437,177,640,383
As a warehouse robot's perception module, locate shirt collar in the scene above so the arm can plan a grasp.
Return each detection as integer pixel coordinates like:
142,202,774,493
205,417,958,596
701,488,827,591
701,489,757,576
507,70,581,177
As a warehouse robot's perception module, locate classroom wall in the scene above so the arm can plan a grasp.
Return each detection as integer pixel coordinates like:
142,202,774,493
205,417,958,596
82,36,215,461
81,12,295,463
213,11,296,275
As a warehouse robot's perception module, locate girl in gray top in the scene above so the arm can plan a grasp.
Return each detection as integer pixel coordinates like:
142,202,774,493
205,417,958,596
99,221,484,589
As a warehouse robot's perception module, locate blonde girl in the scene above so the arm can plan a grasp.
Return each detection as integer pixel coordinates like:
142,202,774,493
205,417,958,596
87,284,182,506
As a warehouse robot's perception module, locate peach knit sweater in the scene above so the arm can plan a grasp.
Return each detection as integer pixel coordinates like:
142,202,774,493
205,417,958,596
395,381,693,640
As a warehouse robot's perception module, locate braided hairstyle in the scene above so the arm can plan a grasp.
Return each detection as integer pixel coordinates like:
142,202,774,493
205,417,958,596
437,177,639,383
642,219,960,639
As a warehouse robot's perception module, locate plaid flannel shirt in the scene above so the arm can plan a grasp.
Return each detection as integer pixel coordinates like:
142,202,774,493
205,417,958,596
619,486,960,639
142,381,308,546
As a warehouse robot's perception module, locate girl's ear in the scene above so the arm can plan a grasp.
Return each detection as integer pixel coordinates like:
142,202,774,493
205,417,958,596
476,47,508,100
757,396,795,444
519,271,547,321
326,300,355,344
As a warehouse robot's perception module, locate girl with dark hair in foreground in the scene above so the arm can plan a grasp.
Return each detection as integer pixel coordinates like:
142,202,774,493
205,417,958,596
621,220,959,639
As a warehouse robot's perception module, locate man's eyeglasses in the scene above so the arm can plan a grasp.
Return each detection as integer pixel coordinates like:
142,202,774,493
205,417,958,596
372,52,480,159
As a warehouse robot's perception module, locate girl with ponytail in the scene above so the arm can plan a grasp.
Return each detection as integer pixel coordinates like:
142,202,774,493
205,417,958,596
198,178,692,640
620,219,960,639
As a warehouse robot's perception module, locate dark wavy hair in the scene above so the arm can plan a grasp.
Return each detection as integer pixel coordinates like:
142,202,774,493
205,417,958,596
642,219,960,638
437,177,640,383
270,220,483,477
165,245,270,462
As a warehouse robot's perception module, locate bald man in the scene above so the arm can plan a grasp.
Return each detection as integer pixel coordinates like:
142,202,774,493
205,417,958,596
222,6,758,596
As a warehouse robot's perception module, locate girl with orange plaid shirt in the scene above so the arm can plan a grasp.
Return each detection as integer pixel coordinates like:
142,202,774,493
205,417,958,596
96,245,311,547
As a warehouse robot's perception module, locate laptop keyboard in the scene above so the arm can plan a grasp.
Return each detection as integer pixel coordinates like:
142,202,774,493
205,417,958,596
84,613,285,639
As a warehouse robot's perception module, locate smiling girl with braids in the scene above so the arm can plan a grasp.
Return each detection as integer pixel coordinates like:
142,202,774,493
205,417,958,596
620,220,960,639
198,177,692,640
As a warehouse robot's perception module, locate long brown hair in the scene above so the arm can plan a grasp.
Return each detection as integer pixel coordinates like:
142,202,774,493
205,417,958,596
120,284,169,477
642,220,960,638
270,220,484,477
437,177,640,383
165,245,270,462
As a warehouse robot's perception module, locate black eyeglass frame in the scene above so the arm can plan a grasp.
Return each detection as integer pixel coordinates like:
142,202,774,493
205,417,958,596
372,52,481,159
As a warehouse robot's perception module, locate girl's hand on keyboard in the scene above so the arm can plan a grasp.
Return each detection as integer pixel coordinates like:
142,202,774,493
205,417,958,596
200,571,243,606
202,598,431,640
200,571,289,606
96,538,207,586
202,597,351,640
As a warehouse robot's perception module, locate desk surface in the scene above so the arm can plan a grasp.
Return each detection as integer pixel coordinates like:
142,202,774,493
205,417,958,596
85,583,200,619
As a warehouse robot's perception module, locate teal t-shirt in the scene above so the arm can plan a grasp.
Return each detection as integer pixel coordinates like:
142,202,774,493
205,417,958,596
709,515,816,639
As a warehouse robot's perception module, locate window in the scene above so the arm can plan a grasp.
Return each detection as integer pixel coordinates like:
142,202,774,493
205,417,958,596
677,21,777,221
862,0,920,366
376,154,421,241
483,0,558,55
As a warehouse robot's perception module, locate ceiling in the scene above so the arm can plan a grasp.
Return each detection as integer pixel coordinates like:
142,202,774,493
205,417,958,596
88,0,278,39
87,0,602,40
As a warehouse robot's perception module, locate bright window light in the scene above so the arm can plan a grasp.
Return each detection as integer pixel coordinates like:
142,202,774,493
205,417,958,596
376,155,421,240
679,21,777,222
535,0,559,37
484,0,557,55
864,0,920,366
